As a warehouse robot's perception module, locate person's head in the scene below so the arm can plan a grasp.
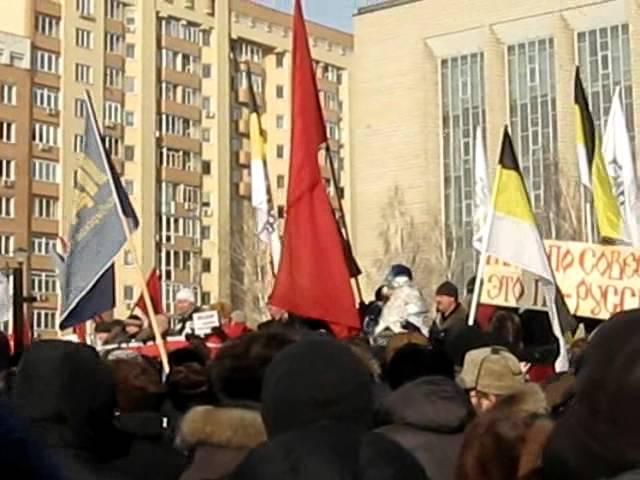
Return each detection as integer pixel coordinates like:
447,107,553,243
374,285,389,303
261,338,373,437
457,405,554,480
384,332,428,366
124,315,144,337
94,321,114,345
209,330,297,404
435,281,459,315
344,337,382,380
166,362,209,412
386,343,455,390
109,358,165,413
230,310,247,325
489,311,523,348
384,264,413,288
460,346,524,412
175,288,196,315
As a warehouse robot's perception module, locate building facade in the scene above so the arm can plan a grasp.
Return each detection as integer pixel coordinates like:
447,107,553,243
351,0,638,292
0,0,352,335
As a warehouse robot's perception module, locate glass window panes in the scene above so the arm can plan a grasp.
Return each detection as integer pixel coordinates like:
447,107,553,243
0,121,15,143
32,235,56,255
0,84,15,105
33,310,56,332
32,122,58,147
75,28,93,49
31,271,57,294
32,158,59,183
36,14,60,38
33,50,59,74
507,38,558,237
33,196,58,219
441,52,485,284
0,197,13,217
0,234,13,256
33,86,59,110
0,159,14,180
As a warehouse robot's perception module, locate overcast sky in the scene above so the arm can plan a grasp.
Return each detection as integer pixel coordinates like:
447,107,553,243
254,0,356,32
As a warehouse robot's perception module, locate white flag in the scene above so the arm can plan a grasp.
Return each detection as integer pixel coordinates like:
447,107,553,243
473,125,490,251
602,87,640,246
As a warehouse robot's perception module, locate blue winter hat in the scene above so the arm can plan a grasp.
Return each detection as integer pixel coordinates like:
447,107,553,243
385,264,413,284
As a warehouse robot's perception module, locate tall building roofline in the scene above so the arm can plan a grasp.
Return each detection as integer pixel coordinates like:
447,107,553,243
232,0,353,47
355,0,421,16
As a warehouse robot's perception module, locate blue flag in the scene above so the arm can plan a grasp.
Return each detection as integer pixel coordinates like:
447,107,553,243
58,91,139,329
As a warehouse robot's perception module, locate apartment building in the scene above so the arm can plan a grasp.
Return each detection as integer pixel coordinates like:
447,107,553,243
0,0,352,333
351,0,640,292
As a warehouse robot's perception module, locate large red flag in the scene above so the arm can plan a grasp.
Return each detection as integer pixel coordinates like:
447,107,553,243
134,269,164,318
269,0,359,336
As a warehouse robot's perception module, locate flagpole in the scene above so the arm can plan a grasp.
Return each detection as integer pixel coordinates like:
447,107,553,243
324,145,365,306
584,188,594,243
84,91,170,374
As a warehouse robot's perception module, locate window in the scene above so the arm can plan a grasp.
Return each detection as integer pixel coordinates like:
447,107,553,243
324,64,340,83
507,38,557,235
126,43,135,59
201,30,210,46
441,52,485,284
33,86,59,110
33,50,59,74
106,67,123,89
75,28,93,49
74,98,86,118
276,115,285,129
160,82,176,101
74,134,85,153
326,121,340,141
75,63,93,84
33,310,56,332
76,0,94,16
124,250,134,266
33,196,58,219
160,49,176,69
32,122,58,147
124,111,135,127
106,32,123,54
182,87,198,105
276,52,285,69
577,24,634,149
32,272,57,295
276,175,285,189
106,0,124,20
323,91,338,111
202,258,211,273
277,205,285,219
202,291,211,306
276,144,285,159
235,41,263,63
36,14,60,38
124,179,134,195
0,159,14,180
0,84,15,105
0,234,13,256
124,76,136,93
32,158,59,183
202,160,211,175
32,235,56,256
104,101,122,124
159,113,198,138
202,128,210,142
276,85,284,99
202,64,212,79
0,121,15,143
0,197,13,217
104,135,121,157
124,145,135,161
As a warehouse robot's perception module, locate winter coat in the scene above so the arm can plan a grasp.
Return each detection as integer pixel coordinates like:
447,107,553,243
438,303,468,338
231,422,428,480
377,376,474,480
177,406,266,480
376,283,430,336
12,340,130,480
110,411,188,480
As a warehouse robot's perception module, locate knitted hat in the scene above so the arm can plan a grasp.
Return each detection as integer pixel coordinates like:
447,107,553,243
261,339,373,437
176,288,195,303
436,281,458,299
459,346,524,395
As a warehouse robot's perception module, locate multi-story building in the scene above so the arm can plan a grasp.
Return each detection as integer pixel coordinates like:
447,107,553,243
0,0,352,334
351,0,638,292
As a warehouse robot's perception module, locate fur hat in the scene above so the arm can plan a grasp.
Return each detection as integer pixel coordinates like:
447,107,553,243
459,346,524,395
109,358,165,413
261,339,373,438
176,288,195,304
436,281,458,299
386,343,454,390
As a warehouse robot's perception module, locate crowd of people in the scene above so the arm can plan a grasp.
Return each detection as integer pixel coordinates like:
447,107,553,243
1,263,638,480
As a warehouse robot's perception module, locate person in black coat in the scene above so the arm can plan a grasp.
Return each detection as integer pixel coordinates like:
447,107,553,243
12,340,130,480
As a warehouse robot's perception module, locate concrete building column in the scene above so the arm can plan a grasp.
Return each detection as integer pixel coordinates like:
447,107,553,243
484,27,508,171
626,0,640,166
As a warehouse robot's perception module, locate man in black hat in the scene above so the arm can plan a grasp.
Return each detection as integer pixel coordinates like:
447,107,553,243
435,281,468,338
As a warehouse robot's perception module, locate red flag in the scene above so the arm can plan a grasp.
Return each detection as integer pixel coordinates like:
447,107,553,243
269,0,359,336
134,269,164,318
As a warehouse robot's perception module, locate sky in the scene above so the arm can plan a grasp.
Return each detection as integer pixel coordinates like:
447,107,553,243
254,0,356,32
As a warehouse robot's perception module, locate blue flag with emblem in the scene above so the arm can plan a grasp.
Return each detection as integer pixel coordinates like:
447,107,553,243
58,91,139,329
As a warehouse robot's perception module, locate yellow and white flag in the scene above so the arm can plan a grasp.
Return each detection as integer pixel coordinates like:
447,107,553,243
484,128,568,371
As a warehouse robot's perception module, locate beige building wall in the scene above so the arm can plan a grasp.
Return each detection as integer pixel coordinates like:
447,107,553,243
352,0,636,293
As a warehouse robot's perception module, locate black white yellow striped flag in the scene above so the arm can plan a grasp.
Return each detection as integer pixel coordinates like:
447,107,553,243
574,67,624,241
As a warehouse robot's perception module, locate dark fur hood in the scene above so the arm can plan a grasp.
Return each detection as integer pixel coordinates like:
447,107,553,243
177,406,266,451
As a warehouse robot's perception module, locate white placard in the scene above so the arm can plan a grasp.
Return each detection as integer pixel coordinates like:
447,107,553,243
192,311,220,337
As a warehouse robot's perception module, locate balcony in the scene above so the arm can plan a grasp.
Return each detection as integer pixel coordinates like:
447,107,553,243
237,180,251,198
237,150,251,166
237,117,250,135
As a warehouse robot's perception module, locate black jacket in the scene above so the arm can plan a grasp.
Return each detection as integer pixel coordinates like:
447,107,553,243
12,340,130,480
377,376,474,480
110,412,187,480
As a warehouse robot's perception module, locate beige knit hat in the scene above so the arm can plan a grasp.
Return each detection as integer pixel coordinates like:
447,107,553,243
459,346,524,395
